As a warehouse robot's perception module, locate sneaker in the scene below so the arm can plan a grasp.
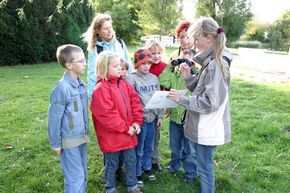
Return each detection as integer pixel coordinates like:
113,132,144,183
152,163,162,171
144,170,156,181
165,166,176,173
128,187,143,193
183,176,195,184
106,189,118,193
137,176,144,187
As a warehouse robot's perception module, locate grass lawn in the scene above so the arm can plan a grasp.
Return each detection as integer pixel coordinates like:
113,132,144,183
0,54,290,193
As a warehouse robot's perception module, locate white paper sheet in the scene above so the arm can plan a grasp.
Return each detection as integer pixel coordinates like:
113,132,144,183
145,90,188,109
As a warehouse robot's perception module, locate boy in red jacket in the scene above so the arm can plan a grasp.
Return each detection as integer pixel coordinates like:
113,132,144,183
90,51,143,193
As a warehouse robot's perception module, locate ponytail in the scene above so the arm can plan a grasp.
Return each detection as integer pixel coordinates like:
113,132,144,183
188,17,229,78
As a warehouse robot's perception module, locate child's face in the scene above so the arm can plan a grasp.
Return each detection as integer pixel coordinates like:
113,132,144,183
108,57,121,77
68,51,86,76
150,47,162,64
138,62,151,74
193,35,213,53
120,64,128,78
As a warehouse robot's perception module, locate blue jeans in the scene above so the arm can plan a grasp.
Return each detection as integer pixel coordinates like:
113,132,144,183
193,142,216,193
60,143,87,193
168,121,197,179
152,118,161,164
104,148,137,193
135,121,155,176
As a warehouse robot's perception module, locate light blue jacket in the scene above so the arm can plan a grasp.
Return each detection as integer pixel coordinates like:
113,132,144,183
87,39,134,99
48,72,89,149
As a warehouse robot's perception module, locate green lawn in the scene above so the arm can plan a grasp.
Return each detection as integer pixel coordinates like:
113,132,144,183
0,61,290,193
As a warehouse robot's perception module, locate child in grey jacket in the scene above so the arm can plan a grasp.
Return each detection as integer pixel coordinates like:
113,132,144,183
126,48,164,186
168,17,232,193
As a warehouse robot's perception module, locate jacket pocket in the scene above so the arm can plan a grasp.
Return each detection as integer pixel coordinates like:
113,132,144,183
68,115,74,129
67,95,84,133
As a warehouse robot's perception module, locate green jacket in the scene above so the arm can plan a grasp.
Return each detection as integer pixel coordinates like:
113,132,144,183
158,66,189,124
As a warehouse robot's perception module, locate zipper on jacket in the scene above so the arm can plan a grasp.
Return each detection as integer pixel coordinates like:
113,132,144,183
117,81,129,121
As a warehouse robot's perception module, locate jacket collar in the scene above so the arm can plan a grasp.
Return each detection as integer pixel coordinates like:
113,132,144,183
96,39,115,47
63,72,84,88
194,48,214,66
97,75,121,84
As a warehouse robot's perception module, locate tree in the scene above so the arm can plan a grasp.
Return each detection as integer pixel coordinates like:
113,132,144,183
138,0,182,36
195,0,252,42
267,9,290,51
244,20,269,42
0,0,92,65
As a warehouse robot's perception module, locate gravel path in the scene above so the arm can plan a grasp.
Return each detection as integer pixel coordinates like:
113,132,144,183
231,48,290,83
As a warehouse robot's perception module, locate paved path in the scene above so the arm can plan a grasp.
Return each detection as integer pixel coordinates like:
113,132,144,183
231,48,290,83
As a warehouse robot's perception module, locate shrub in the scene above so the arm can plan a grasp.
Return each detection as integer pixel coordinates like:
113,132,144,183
0,0,92,66
232,41,263,48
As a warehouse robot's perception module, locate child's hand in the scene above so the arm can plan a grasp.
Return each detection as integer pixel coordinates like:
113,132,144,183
53,147,62,155
180,63,191,78
132,123,141,134
127,126,135,136
165,109,171,118
157,118,163,130
167,89,180,103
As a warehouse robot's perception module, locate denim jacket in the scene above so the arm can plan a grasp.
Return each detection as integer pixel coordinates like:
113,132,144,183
48,72,89,149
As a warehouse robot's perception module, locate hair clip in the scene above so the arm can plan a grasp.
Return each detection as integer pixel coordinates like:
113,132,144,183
217,27,224,34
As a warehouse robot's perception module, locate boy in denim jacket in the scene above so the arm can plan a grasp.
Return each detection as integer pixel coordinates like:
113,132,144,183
48,44,89,193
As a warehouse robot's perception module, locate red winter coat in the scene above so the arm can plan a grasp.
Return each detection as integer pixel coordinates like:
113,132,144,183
90,76,143,153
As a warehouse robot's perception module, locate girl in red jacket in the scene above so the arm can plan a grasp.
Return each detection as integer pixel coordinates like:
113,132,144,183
90,51,143,193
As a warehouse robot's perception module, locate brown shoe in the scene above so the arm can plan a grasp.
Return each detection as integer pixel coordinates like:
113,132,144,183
128,187,143,193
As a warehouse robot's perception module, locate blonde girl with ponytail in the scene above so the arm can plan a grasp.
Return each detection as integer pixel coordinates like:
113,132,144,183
167,17,233,193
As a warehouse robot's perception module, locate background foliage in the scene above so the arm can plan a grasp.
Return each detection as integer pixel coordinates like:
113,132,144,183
0,0,289,66
195,0,253,42
267,10,290,51
137,0,181,36
0,0,92,66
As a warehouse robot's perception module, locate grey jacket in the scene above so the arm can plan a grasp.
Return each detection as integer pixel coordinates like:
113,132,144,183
126,72,164,123
179,49,232,146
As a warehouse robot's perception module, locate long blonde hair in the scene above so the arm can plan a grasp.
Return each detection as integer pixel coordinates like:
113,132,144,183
82,13,115,52
188,17,228,78
96,51,119,80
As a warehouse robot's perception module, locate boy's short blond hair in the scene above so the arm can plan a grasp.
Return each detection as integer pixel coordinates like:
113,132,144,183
96,51,120,79
56,44,83,68
144,39,164,53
